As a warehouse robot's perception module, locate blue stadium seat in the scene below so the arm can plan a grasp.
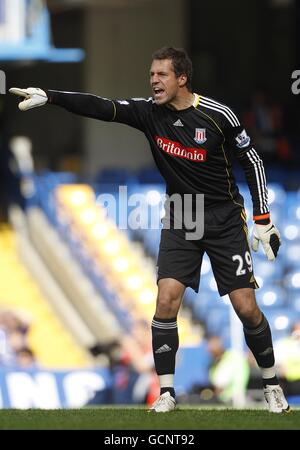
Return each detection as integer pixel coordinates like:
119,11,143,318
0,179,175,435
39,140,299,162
204,305,230,335
133,183,165,195
267,183,287,207
282,221,300,242
268,204,284,225
284,269,300,291
286,192,300,222
200,254,212,275
284,242,300,269
192,291,220,320
137,167,164,184
254,258,284,281
38,172,300,355
265,308,298,341
142,228,161,258
200,273,218,292
183,287,198,307
96,168,136,184
256,286,286,309
286,291,300,312
218,324,232,349
175,345,211,393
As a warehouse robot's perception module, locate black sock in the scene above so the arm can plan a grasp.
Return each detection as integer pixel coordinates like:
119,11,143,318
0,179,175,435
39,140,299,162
160,387,175,398
243,313,275,368
151,316,179,378
262,376,279,388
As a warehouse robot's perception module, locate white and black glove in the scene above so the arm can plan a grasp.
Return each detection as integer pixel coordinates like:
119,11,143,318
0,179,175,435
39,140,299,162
9,87,48,111
251,222,281,261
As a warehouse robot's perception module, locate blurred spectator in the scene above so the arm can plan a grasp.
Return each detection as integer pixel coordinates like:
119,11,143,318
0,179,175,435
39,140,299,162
121,319,154,373
207,335,250,405
15,347,37,369
87,319,159,406
120,319,159,405
8,136,37,210
0,308,34,368
0,309,29,335
9,329,28,354
242,88,292,164
0,135,36,219
274,320,300,396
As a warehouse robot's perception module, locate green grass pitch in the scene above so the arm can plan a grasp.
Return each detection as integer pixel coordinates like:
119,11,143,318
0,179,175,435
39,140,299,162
0,407,299,430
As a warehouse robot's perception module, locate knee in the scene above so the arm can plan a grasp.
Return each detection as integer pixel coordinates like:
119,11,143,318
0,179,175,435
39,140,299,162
230,290,262,327
235,300,262,327
156,289,181,317
237,303,261,326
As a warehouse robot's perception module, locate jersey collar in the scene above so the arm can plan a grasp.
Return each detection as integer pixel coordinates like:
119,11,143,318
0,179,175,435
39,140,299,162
192,93,200,108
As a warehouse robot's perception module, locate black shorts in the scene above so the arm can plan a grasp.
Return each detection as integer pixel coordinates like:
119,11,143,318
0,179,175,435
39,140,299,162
157,201,259,296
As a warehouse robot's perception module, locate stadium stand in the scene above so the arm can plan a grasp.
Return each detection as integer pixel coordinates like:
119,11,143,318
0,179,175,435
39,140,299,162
0,225,90,368
32,174,300,344
53,183,200,346
4,170,300,404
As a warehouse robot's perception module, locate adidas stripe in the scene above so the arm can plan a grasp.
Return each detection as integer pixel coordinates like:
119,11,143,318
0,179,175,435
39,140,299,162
152,319,177,329
247,148,269,214
200,96,240,127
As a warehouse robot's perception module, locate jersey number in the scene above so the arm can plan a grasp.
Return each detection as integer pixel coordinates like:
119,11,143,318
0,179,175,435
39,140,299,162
232,251,253,276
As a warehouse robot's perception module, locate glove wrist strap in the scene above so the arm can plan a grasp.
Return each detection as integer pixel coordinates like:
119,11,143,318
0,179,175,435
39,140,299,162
253,213,270,225
255,218,271,225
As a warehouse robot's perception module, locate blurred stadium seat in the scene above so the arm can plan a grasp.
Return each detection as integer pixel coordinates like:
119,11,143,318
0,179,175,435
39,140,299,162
267,183,287,207
136,167,164,184
96,168,136,185
175,345,211,394
256,286,287,309
289,292,300,312
32,173,300,367
287,193,300,222
282,221,300,242
192,291,228,322
285,242,300,268
254,258,284,282
285,269,300,291
266,308,299,341
205,306,230,336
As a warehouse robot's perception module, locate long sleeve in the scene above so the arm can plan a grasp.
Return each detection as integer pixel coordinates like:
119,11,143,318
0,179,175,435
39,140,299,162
47,90,116,121
236,142,269,220
223,120,270,221
46,90,150,131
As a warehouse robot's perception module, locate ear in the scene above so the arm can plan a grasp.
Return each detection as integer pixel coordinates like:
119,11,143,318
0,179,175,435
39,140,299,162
178,74,187,87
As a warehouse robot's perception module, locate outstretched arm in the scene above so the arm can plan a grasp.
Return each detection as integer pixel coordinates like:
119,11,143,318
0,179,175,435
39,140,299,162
10,87,149,130
10,87,116,120
46,89,116,121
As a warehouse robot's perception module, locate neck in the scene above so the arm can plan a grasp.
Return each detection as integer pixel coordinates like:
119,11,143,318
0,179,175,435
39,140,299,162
168,91,195,111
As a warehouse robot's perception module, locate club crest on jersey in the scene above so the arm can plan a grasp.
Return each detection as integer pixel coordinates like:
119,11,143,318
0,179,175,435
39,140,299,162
194,128,207,144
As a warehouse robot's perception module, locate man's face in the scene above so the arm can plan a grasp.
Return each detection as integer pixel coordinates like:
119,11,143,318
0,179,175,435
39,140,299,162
150,59,182,105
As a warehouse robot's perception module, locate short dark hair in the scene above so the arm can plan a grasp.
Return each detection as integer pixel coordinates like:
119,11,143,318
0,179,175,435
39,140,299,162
152,46,193,91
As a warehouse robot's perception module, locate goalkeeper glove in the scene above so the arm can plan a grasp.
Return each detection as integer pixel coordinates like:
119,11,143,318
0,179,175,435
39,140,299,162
9,87,48,111
251,221,281,261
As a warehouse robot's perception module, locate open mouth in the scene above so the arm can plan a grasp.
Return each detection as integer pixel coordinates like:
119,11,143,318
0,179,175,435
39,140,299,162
153,88,165,99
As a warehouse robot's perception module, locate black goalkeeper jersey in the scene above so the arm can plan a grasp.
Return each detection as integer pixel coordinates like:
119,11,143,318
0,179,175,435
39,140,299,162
47,90,269,219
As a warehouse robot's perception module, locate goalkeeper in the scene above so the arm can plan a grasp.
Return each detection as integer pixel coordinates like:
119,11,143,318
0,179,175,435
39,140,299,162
10,47,289,414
